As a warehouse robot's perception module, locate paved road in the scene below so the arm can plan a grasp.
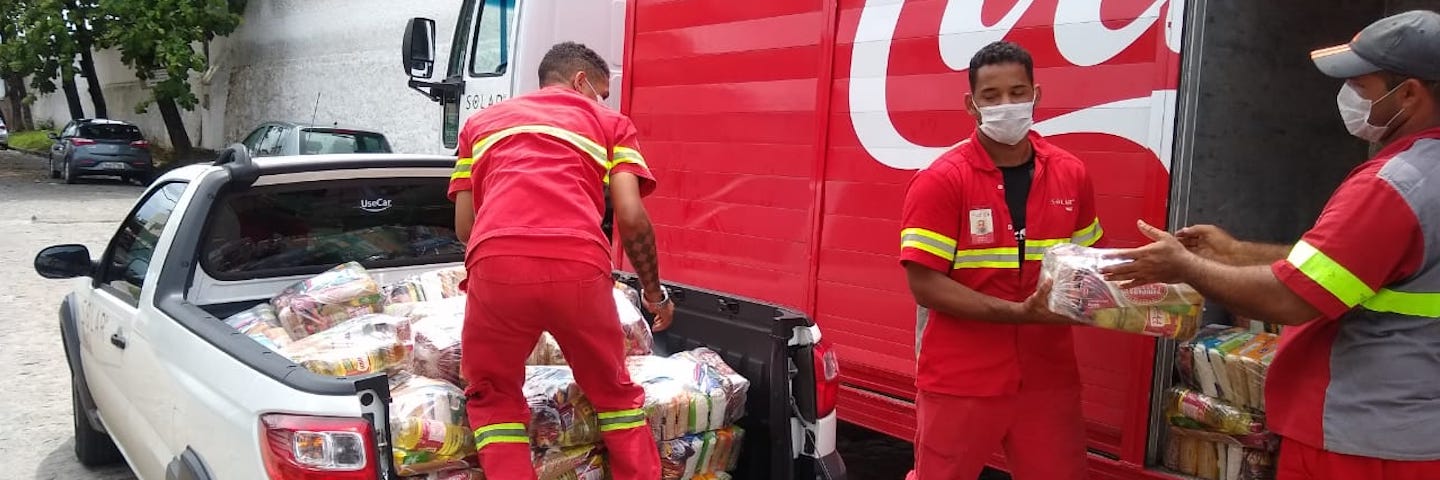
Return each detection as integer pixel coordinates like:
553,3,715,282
0,149,141,480
0,147,972,480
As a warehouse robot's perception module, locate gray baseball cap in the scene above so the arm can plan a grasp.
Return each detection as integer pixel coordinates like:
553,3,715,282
1311,10,1440,81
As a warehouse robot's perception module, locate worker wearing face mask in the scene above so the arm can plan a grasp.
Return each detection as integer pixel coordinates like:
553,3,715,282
1102,10,1440,480
899,40,1103,480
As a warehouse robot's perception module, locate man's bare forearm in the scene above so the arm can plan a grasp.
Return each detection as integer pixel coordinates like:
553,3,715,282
1231,241,1293,266
1179,258,1319,325
619,213,662,298
906,264,1026,323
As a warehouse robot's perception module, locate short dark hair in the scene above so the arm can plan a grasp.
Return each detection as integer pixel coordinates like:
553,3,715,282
538,41,610,86
1379,71,1440,98
968,41,1035,91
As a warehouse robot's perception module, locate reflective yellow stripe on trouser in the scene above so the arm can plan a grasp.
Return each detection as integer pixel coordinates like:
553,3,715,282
1287,240,1375,308
473,422,529,451
597,408,648,432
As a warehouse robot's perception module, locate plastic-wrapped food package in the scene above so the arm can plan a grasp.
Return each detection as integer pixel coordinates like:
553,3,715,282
390,375,476,476
223,303,293,351
669,348,750,427
1163,427,1276,480
527,332,569,366
402,297,469,387
524,366,601,449
384,266,469,305
614,282,654,356
272,261,385,339
658,427,746,480
1165,387,1265,436
1041,244,1204,340
1229,333,1278,410
534,445,608,480
1177,325,1249,397
405,469,484,480
1177,326,1277,409
280,314,411,377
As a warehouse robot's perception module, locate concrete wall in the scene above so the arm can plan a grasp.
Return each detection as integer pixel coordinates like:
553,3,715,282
22,0,461,154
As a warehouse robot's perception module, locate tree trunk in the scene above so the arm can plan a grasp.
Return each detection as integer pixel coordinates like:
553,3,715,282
61,76,85,120
78,47,107,118
156,96,192,156
2,74,27,130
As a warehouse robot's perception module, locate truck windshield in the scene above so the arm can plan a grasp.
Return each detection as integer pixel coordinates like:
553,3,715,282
201,177,464,278
300,130,392,154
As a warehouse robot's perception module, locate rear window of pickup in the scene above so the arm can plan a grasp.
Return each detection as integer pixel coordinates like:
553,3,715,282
201,177,464,278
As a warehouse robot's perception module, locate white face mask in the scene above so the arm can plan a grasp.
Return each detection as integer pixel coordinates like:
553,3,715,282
974,100,1035,146
1337,82,1404,143
582,76,604,104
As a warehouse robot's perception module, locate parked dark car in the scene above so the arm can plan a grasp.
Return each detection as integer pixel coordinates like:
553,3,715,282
48,119,154,184
240,121,394,157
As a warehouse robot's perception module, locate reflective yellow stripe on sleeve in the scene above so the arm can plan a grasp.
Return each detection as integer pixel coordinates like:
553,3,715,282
606,146,648,183
472,422,529,451
900,228,958,263
1071,218,1103,247
1287,240,1375,308
471,125,611,180
451,157,474,181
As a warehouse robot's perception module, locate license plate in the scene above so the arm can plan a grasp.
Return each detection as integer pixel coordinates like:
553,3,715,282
101,162,126,170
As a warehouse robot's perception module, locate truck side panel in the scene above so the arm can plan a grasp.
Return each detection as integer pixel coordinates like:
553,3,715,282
625,0,1185,470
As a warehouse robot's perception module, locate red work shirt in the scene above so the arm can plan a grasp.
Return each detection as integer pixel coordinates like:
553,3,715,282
448,86,656,272
1266,128,1440,459
899,131,1103,397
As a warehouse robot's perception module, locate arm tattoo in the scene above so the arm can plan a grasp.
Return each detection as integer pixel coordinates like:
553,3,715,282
622,218,662,296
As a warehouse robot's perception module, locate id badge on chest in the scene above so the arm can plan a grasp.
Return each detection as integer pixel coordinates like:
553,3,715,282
969,208,995,244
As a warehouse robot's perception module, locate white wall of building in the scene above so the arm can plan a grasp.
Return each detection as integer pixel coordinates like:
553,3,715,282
24,0,461,155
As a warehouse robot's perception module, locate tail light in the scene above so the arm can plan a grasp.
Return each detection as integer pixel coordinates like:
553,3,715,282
813,338,840,417
72,138,96,146
260,414,377,480
130,140,149,149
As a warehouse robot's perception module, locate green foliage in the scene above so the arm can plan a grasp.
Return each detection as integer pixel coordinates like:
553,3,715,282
0,0,106,94
96,0,244,112
8,129,57,151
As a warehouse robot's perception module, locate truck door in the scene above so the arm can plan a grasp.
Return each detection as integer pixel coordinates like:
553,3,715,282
441,0,518,150
87,182,186,478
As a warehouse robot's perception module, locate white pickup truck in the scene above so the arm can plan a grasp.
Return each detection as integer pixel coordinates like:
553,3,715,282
35,145,847,480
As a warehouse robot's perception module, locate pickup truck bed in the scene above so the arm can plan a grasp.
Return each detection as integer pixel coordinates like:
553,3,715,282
43,146,845,479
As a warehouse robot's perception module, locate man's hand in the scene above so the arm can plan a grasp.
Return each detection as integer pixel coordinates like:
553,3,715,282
1016,279,1082,325
1176,224,1238,263
643,289,675,331
1101,220,1200,288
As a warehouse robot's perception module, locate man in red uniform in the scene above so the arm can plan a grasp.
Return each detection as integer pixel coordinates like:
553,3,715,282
899,41,1103,480
1104,10,1440,480
448,41,674,480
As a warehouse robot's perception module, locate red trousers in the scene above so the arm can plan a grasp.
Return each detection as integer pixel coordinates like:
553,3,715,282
1278,437,1440,480
907,387,1089,480
461,255,660,480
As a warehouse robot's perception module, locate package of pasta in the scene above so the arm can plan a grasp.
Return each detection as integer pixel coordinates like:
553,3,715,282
527,332,569,366
280,314,412,377
384,266,469,305
524,366,601,449
1165,387,1265,436
401,297,469,387
1177,325,1249,397
658,427,746,480
1228,333,1279,411
389,375,476,476
1164,427,1277,480
272,261,385,339
533,445,608,480
223,303,294,351
628,356,712,440
1042,243,1204,340
669,347,750,427
613,282,655,356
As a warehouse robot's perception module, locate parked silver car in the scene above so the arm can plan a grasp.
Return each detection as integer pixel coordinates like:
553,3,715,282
0,118,9,148
240,121,394,157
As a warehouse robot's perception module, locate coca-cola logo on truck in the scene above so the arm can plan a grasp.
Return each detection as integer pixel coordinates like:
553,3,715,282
846,0,1185,171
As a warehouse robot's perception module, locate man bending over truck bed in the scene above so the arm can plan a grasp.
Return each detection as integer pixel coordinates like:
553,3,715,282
447,41,675,480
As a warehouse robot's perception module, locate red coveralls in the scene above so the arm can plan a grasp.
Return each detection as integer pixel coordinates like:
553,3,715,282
898,131,1103,480
448,86,660,480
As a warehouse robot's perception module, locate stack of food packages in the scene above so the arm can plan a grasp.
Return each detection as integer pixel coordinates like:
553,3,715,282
222,262,746,480
1163,324,1281,480
1041,244,1205,340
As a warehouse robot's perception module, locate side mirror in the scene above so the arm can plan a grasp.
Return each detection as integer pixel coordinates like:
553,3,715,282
35,244,93,279
402,17,437,79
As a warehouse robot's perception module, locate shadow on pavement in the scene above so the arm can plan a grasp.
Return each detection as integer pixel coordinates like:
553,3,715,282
836,421,1012,480
34,438,136,480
